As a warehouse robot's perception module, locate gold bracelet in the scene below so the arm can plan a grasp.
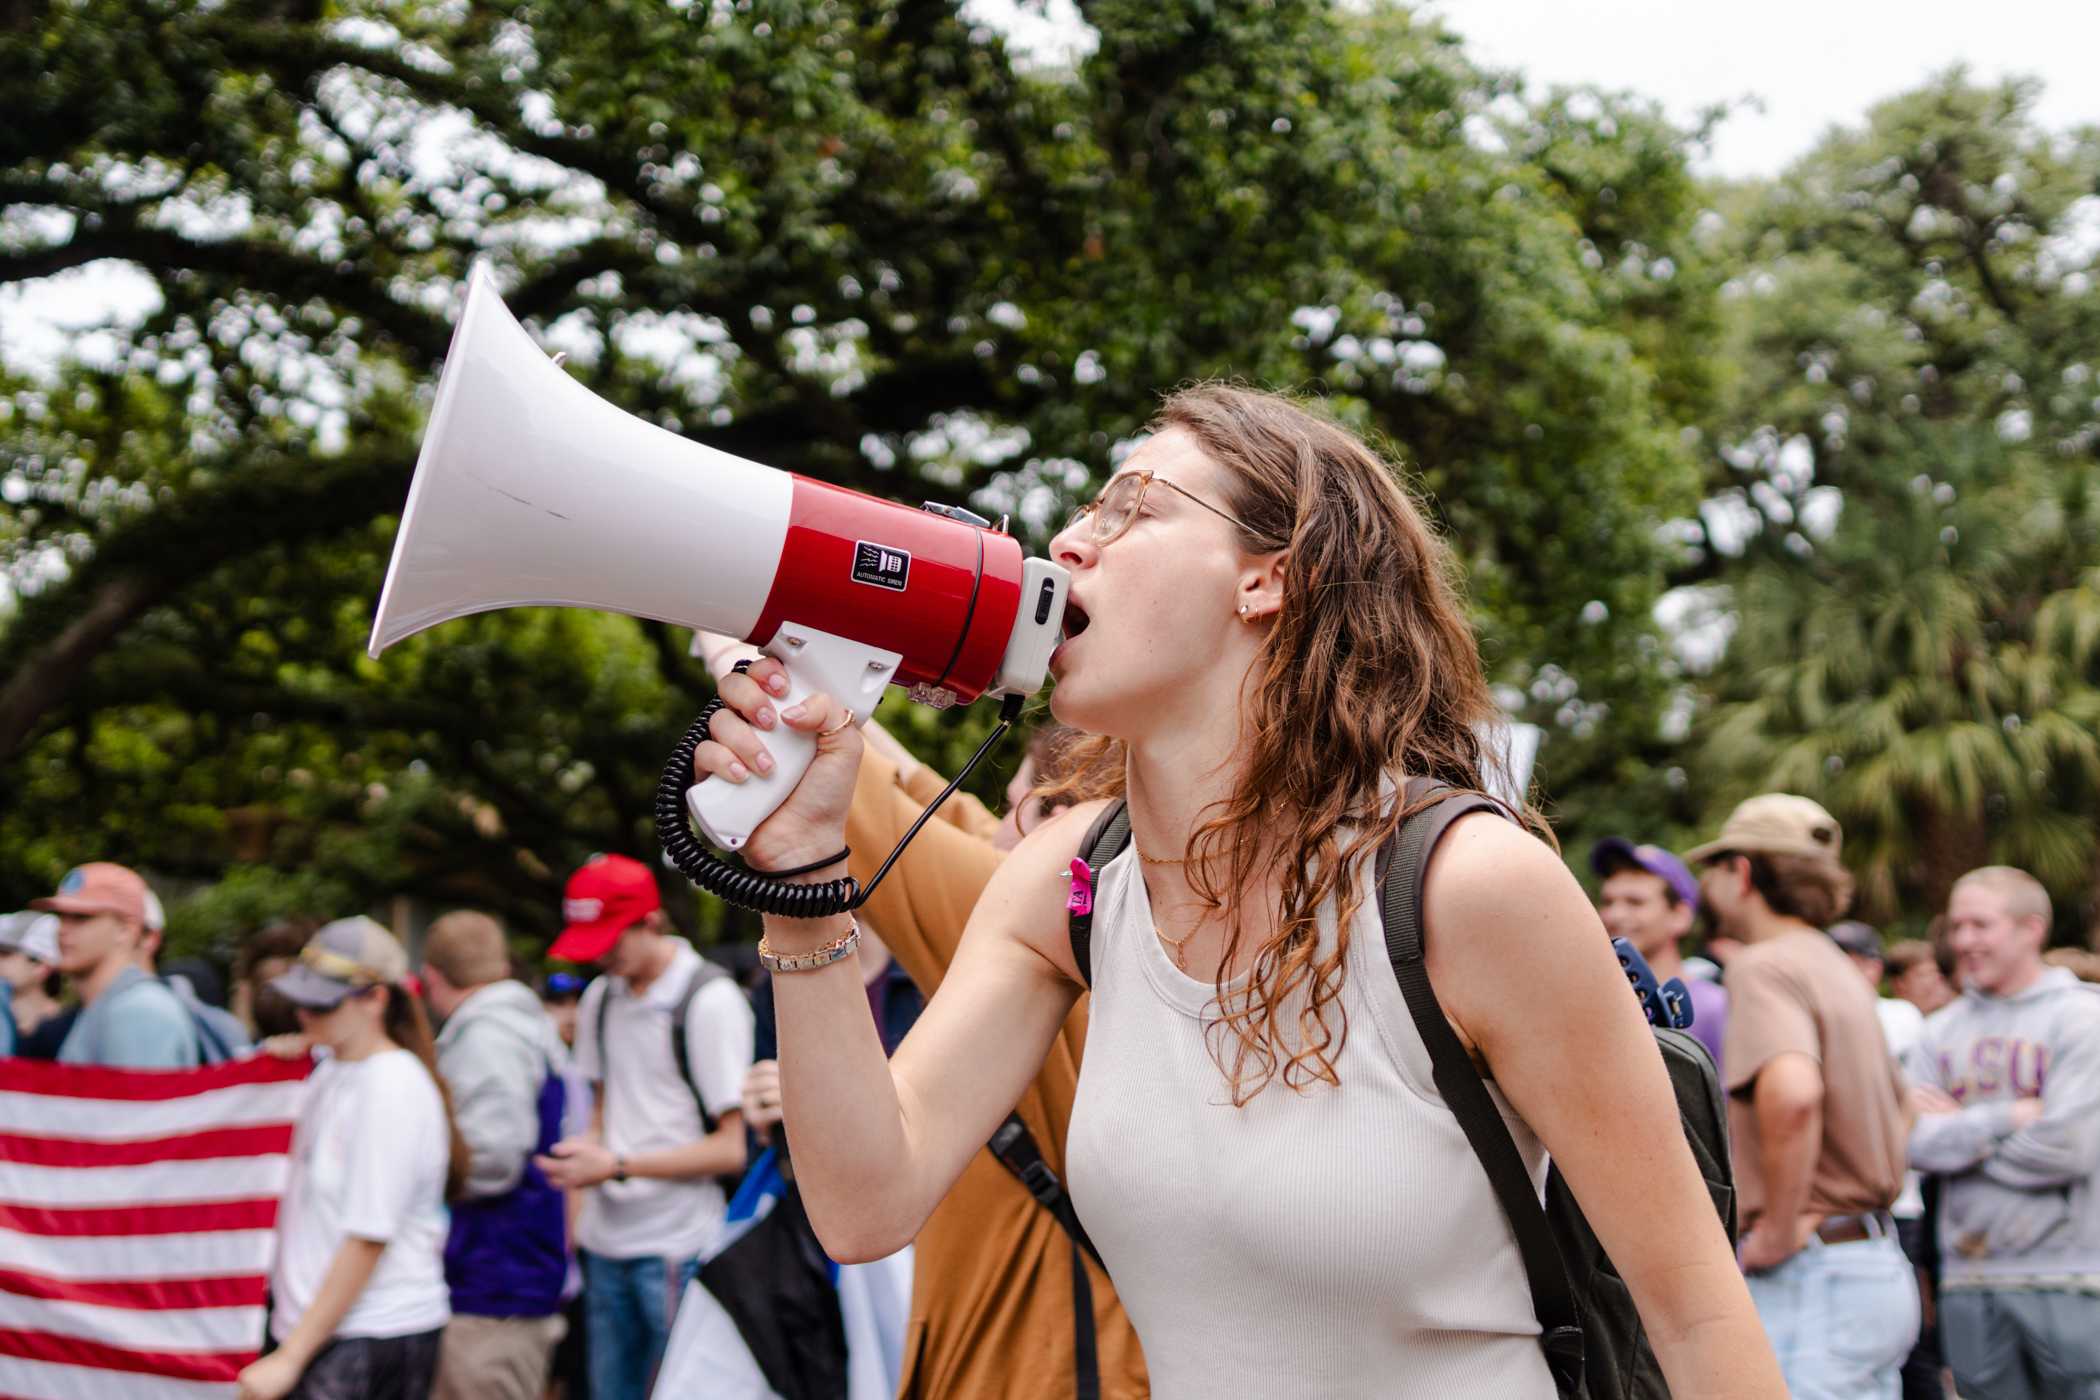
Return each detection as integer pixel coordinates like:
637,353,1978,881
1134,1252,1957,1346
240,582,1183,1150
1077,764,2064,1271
758,919,861,974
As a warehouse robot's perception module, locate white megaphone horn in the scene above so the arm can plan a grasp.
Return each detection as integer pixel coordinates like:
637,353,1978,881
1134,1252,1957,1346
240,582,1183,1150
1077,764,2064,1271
369,262,1069,851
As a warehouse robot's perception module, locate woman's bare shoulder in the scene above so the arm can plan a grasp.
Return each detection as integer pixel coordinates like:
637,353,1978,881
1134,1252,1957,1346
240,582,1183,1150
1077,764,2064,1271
963,797,1116,987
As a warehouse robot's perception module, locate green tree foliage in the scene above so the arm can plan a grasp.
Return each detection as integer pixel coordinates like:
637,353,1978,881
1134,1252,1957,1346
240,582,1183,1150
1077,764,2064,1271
1,0,1714,950
1692,73,2100,930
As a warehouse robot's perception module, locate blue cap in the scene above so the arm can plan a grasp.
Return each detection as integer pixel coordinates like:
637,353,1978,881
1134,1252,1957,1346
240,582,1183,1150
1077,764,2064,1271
543,970,587,998
1591,838,1700,913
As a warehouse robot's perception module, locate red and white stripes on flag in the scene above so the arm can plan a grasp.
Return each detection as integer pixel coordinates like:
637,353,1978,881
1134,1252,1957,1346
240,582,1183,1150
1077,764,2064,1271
0,1054,311,1400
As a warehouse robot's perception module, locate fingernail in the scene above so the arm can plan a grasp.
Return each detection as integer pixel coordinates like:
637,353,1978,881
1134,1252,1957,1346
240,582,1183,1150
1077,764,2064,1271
756,705,774,729
728,761,748,781
768,675,789,696
755,749,774,774
782,703,806,721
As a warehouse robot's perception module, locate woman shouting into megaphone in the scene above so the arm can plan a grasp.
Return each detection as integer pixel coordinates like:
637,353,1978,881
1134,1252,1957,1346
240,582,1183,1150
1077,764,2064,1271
694,384,1782,1399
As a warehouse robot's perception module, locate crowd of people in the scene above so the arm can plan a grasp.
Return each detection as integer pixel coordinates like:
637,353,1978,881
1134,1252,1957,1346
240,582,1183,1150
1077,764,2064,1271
5,385,2099,1400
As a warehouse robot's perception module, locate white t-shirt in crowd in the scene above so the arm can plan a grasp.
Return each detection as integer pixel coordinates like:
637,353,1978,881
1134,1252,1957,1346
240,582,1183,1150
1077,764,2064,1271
573,940,753,1262
270,1048,452,1343
1875,995,1929,1221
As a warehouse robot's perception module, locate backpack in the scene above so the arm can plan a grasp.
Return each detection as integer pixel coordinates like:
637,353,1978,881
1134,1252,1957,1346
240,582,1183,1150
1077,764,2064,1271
594,957,731,1134
1066,784,1737,1400
162,974,248,1065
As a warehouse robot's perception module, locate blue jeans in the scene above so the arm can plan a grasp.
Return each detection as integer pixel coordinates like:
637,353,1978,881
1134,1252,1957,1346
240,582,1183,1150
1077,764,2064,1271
1747,1232,1921,1399
581,1249,700,1400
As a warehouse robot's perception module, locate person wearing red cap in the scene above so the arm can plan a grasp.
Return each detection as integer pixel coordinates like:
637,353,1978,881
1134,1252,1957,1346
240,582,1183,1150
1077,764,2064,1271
32,862,198,1069
530,854,753,1400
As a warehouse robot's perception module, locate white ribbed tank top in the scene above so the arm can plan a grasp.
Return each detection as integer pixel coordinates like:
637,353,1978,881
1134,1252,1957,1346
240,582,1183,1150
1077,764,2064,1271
1064,842,1558,1399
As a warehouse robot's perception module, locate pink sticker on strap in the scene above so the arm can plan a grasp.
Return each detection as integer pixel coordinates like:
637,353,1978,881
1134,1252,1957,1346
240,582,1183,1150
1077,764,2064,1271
1066,859,1095,917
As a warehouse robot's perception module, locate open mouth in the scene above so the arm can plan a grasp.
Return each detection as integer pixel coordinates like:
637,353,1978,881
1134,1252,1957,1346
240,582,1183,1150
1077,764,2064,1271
1062,600,1091,642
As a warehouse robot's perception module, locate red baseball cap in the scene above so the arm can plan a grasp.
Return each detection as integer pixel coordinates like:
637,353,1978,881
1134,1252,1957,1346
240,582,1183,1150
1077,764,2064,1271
548,854,661,964
32,862,163,928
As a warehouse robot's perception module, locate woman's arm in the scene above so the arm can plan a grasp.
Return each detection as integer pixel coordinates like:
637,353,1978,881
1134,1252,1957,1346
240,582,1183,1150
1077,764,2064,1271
696,653,1096,1260
234,1238,385,1399
766,799,1095,1261
1424,814,1785,1399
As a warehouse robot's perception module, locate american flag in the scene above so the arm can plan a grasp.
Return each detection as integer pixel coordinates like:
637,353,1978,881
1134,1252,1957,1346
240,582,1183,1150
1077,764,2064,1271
0,1053,311,1399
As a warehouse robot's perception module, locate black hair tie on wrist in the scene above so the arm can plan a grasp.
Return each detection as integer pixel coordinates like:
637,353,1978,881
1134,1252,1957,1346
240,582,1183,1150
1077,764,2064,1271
730,658,756,676
746,848,851,880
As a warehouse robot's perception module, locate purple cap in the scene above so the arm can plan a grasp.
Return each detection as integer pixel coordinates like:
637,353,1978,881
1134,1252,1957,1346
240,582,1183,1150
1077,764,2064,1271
1591,838,1700,913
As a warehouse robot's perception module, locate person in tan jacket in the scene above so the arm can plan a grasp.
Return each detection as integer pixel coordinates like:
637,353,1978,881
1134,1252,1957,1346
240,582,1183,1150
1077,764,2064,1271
701,636,1146,1400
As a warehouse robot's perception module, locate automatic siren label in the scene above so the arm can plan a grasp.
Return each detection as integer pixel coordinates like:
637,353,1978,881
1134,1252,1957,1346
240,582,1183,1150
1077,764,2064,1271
851,541,912,592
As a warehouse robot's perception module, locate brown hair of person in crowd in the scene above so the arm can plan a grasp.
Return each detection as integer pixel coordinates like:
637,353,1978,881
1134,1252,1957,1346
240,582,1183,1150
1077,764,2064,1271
1035,384,1536,1104
1739,851,1855,930
237,917,319,1039
383,981,474,1201
421,910,512,990
2043,947,2100,983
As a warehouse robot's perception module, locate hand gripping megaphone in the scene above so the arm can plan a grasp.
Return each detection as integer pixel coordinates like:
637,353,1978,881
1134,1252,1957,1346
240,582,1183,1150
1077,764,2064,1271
368,263,1069,883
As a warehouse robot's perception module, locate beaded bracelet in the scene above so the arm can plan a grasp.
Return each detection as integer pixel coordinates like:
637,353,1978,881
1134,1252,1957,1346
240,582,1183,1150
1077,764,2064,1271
758,919,861,974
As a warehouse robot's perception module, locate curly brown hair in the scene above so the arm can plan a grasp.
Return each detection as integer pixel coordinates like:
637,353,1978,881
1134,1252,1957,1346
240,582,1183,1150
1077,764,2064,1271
1045,383,1535,1104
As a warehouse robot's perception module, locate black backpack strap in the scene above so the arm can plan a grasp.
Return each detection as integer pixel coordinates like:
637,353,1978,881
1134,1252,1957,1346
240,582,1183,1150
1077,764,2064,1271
1067,799,1131,990
594,975,611,1079
670,959,731,1135
1068,1240,1100,1400
988,1112,1102,1399
1381,784,1586,1395
988,1112,1104,1270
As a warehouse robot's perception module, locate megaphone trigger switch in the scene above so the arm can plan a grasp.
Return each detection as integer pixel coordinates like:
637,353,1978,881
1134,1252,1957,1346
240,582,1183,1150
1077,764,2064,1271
1035,578,1058,626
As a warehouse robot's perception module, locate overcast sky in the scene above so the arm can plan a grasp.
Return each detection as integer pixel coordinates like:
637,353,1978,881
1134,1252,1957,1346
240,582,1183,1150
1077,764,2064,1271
1424,0,2100,178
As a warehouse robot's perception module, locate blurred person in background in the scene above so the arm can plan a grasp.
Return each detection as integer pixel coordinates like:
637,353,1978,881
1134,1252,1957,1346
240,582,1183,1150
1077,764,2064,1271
1907,867,2100,1400
1693,795,1918,1398
1829,919,1943,1400
540,970,585,1048
139,921,250,1062
1592,837,1728,1067
31,863,197,1069
237,917,471,1400
2043,946,2100,984
537,969,593,1400
533,854,752,1400
238,919,317,1039
420,911,572,1400
0,911,63,1054
1887,939,1958,1018
1829,921,1927,1058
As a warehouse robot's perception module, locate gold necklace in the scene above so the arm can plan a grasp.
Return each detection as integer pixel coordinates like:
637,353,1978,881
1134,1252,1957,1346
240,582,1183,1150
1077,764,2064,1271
1155,923,1196,971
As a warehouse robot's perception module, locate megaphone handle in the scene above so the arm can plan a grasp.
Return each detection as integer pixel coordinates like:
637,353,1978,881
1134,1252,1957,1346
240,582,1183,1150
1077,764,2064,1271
685,625,900,852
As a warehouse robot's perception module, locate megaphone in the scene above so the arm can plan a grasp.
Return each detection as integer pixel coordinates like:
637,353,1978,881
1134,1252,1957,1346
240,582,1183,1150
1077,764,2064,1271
370,262,1069,852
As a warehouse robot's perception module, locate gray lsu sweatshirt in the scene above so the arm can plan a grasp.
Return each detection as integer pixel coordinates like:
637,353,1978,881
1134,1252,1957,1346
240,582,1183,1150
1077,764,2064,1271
1906,966,2100,1287
436,979,573,1199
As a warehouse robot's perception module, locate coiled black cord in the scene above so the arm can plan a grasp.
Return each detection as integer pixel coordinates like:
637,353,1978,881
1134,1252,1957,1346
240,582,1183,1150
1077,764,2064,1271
657,692,1025,917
